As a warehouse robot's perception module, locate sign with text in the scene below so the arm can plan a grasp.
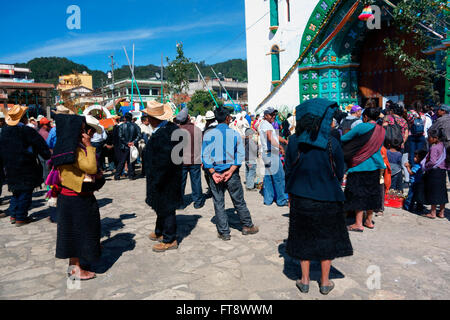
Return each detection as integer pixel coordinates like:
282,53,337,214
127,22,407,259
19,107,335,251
0,69,14,75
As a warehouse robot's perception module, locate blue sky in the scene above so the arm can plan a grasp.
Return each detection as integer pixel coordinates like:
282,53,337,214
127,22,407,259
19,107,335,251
0,0,247,71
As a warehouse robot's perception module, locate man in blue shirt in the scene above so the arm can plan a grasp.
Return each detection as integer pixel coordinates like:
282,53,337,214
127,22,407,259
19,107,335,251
202,107,259,241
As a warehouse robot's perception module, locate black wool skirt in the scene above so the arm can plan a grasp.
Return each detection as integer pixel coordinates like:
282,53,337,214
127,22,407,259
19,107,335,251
56,194,101,262
424,168,448,205
286,196,353,261
344,170,382,212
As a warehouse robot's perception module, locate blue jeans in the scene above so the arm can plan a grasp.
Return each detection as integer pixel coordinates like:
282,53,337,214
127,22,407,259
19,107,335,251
262,153,288,206
391,172,403,192
245,162,256,189
181,165,203,206
408,135,426,165
210,170,254,236
8,190,33,221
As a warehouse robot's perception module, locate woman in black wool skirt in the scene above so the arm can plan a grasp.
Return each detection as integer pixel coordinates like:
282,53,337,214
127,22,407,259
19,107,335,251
285,99,353,295
341,107,386,232
421,128,449,219
52,114,105,281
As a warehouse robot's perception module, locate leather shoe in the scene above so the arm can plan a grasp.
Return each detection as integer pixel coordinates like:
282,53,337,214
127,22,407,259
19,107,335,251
242,225,259,235
148,232,163,242
152,240,178,252
218,233,231,241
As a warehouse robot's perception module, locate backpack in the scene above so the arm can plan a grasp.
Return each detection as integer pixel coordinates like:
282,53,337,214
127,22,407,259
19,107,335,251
410,116,424,136
385,116,403,148
340,118,358,135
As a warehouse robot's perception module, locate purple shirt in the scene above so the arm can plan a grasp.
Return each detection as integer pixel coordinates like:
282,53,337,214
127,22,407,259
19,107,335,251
424,142,449,171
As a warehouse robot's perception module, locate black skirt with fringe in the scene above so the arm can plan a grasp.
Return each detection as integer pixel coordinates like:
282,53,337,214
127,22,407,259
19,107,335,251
424,168,448,205
286,196,353,261
55,194,101,262
344,170,382,212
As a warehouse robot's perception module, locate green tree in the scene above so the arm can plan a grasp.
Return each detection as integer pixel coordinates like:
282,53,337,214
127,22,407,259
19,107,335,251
166,43,192,105
187,90,223,116
382,0,449,102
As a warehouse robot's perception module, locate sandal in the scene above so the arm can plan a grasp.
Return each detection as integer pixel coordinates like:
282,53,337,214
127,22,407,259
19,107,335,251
348,226,363,232
363,221,375,229
296,280,309,293
421,214,436,220
319,280,335,295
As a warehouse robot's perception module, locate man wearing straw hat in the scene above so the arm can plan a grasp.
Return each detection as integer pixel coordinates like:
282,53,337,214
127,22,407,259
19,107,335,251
0,105,51,226
142,101,182,252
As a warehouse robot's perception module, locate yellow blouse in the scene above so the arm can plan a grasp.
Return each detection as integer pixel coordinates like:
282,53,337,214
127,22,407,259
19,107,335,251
59,146,97,193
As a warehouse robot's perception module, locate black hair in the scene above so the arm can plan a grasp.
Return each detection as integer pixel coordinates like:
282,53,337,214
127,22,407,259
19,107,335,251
427,127,440,138
124,113,132,121
414,149,428,163
214,107,230,123
390,103,404,116
141,115,149,122
364,107,381,121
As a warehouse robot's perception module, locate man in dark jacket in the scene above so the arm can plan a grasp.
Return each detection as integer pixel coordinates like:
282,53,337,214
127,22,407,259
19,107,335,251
175,107,205,209
143,101,182,252
0,105,51,226
114,113,141,180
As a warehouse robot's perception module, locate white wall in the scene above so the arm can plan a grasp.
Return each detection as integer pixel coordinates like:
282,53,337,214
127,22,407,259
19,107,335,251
245,0,317,114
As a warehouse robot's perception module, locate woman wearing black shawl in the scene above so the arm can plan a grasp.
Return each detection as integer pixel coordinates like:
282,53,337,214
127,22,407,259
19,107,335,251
285,99,353,295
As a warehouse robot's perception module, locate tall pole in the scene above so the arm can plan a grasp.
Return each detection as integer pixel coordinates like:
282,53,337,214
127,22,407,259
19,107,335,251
110,54,115,99
123,46,145,109
211,67,238,110
131,44,135,111
161,53,164,103
194,64,220,109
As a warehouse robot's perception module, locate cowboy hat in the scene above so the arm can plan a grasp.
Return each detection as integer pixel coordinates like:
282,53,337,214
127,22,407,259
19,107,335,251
5,105,28,126
205,110,215,120
84,115,103,134
55,105,75,114
142,100,173,121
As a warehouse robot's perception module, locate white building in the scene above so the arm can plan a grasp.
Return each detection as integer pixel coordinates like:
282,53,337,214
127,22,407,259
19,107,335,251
245,0,443,114
245,0,316,114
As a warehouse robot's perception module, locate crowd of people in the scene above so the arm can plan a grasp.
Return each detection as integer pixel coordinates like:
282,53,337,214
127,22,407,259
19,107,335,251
0,97,448,293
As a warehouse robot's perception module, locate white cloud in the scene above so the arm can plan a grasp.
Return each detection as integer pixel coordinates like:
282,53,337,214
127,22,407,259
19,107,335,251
0,17,240,63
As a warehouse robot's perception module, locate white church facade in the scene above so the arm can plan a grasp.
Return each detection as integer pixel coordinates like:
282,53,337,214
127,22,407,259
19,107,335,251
245,0,450,114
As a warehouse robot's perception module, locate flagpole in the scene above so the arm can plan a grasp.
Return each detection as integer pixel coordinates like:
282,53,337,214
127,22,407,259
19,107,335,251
211,67,238,110
161,53,164,103
194,64,220,109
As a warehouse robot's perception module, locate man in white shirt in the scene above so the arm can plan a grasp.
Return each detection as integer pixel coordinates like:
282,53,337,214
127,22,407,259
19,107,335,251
258,107,288,207
91,123,107,169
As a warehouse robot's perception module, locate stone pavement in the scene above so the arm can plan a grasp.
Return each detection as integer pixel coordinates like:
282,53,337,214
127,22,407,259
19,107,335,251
0,170,449,300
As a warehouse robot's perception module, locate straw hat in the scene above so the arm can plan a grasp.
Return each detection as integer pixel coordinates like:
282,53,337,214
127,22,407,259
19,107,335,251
5,105,28,126
141,101,173,121
84,115,103,134
55,105,75,114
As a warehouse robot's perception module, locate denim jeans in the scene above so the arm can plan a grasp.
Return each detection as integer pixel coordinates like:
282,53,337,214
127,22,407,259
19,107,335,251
210,170,254,236
262,153,288,206
390,172,403,192
8,190,33,221
408,135,426,165
245,162,256,189
155,210,177,243
181,165,204,206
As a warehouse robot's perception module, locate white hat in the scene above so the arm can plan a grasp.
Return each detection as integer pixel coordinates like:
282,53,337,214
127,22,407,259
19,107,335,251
37,115,45,122
205,110,215,120
130,146,139,163
84,115,103,134
0,112,5,119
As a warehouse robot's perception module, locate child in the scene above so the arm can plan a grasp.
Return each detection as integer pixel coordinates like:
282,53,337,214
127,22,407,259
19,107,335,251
387,144,403,193
421,129,449,219
403,150,428,214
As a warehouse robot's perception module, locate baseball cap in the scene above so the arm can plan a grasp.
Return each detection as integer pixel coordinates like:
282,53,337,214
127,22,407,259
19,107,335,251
264,107,278,115
350,105,362,114
40,117,51,125
438,104,450,113
37,115,45,122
